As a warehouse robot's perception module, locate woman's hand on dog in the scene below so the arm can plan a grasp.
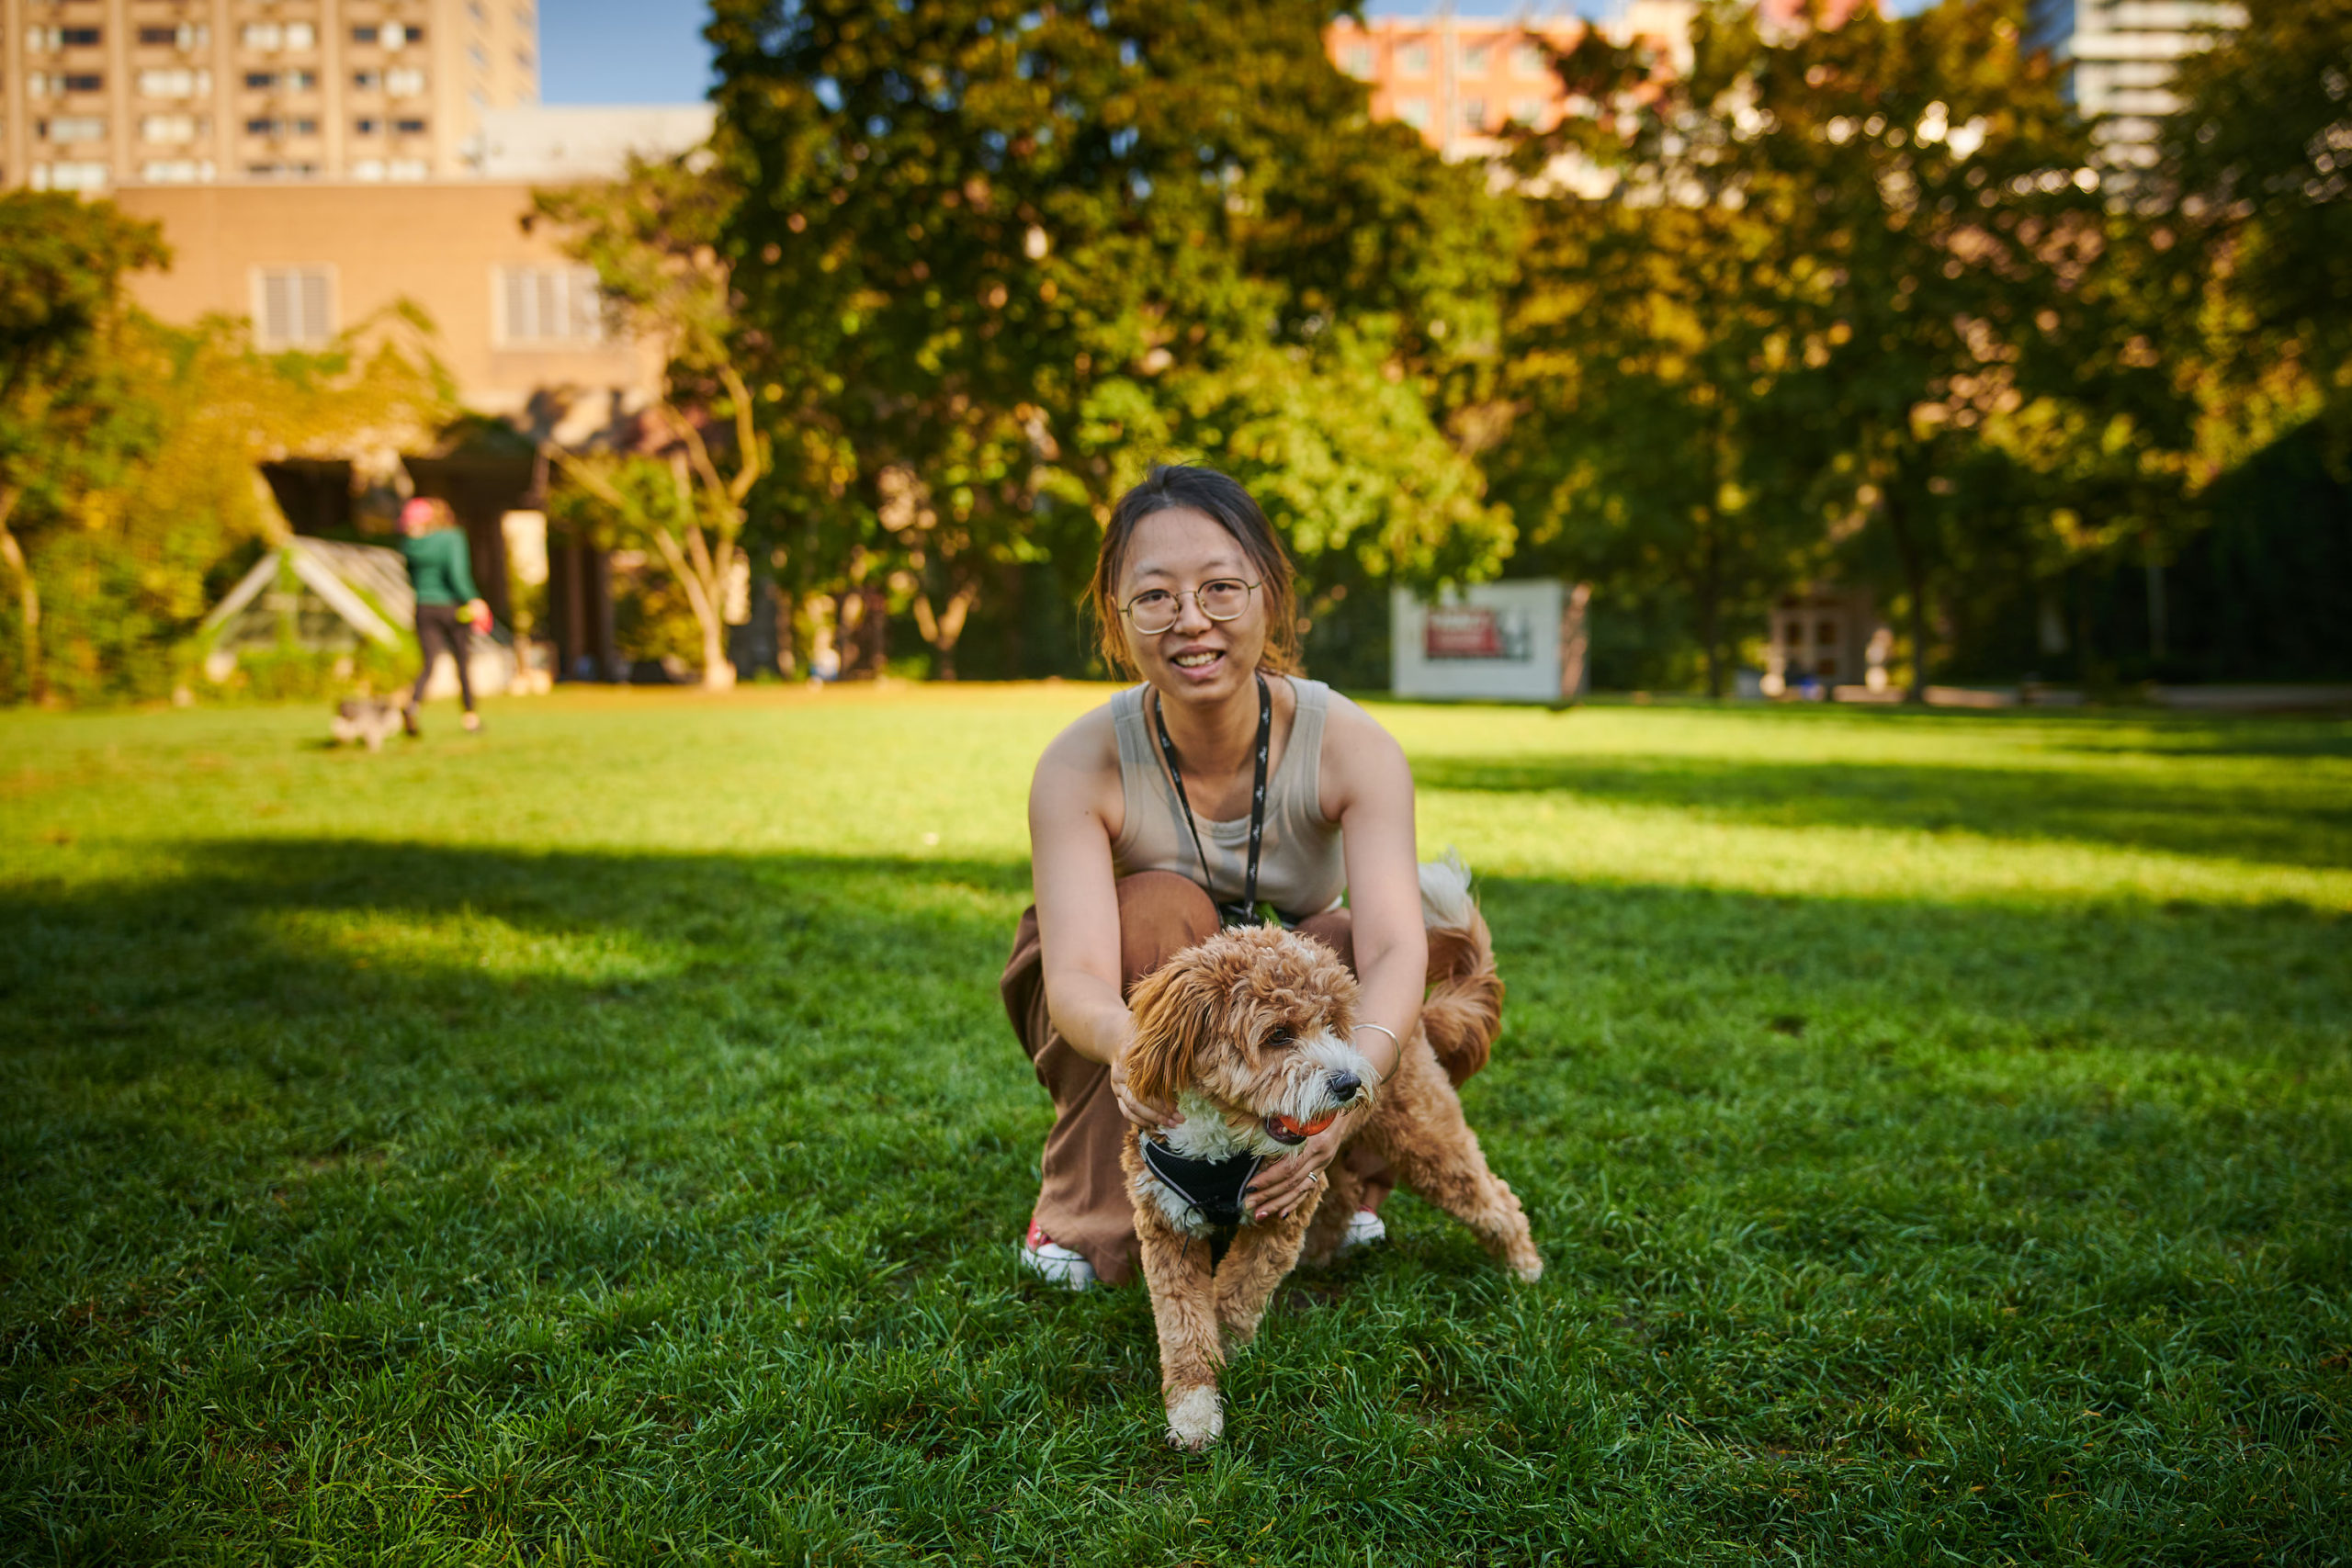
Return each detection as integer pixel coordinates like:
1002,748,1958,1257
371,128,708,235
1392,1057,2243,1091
1109,1047,1182,1131
1248,1122,1344,1220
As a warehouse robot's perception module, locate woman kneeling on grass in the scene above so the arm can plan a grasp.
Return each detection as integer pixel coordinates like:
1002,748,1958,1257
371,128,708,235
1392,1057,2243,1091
1004,463,1471,1289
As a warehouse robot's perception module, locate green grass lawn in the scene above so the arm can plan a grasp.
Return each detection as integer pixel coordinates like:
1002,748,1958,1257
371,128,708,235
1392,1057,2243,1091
3,686,2347,1565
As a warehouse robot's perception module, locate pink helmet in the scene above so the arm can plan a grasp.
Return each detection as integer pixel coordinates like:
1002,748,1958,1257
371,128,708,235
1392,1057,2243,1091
400,497,437,528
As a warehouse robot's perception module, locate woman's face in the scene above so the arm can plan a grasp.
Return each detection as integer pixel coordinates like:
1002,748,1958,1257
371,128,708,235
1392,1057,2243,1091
1117,506,1266,707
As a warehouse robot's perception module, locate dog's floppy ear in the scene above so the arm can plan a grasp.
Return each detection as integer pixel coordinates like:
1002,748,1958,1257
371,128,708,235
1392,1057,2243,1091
1123,952,1221,1107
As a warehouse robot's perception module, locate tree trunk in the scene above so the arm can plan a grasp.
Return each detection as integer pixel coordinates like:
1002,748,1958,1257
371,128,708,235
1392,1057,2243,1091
700,612,735,691
1885,492,1930,702
1696,521,1724,700
0,491,39,705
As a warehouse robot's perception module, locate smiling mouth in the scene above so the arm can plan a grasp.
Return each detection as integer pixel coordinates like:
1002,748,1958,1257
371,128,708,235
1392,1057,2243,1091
1170,649,1223,670
1264,1111,1336,1145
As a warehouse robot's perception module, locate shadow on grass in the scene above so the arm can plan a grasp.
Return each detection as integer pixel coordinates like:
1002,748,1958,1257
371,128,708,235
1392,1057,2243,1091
1416,750,2352,869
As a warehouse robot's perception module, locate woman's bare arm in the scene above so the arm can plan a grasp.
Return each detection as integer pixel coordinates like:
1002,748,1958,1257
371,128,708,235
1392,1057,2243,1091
1029,711,1126,1066
1249,693,1425,1218
1027,710,1181,1127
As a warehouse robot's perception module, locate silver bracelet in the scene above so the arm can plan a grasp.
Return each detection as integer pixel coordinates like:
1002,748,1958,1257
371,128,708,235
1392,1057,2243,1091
1352,1021,1399,1081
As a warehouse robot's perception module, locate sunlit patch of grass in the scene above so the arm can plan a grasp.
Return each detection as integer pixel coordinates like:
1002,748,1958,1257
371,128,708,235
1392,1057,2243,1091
1,688,2346,1564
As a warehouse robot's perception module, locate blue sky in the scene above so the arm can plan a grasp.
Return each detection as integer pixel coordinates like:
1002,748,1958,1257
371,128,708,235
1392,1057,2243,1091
538,1,1936,106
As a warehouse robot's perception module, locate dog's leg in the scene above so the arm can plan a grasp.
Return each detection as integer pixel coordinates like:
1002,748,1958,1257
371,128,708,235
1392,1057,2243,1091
1372,1055,1544,1282
1213,1197,1317,1349
1300,1157,1362,1268
1136,1213,1227,1450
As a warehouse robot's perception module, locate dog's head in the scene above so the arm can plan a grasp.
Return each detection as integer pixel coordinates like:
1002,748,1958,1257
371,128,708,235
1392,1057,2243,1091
1125,926,1376,1155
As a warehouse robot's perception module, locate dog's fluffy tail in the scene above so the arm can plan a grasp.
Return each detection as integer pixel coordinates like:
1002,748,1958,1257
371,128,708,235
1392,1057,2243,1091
1419,850,1502,1088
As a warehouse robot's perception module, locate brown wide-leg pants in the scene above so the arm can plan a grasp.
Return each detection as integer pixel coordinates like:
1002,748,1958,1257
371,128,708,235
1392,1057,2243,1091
1001,871,1394,1286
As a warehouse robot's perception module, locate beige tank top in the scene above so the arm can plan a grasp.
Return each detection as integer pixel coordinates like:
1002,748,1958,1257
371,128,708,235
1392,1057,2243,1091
1111,676,1347,919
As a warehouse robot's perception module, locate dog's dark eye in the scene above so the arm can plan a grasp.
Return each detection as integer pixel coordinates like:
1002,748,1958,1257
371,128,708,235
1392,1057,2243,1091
1262,1028,1294,1052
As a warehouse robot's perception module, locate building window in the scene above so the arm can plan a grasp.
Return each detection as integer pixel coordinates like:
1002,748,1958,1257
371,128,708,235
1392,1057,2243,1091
41,116,108,143
1509,97,1545,126
140,159,216,183
470,0,487,19
141,114,199,143
137,24,212,50
244,162,321,180
31,161,110,190
62,72,103,92
387,158,429,180
62,27,103,48
246,118,281,136
139,68,211,98
244,22,316,51
351,158,387,180
515,48,535,73
1512,42,1548,77
469,43,490,73
245,72,276,89
381,22,421,49
293,118,320,136
1340,42,1374,79
1396,41,1429,75
351,25,379,44
1461,42,1491,73
285,69,319,91
1460,98,1487,130
355,117,380,135
498,265,605,346
394,117,426,135
352,70,381,90
254,268,334,348
386,67,427,97
1395,97,1429,130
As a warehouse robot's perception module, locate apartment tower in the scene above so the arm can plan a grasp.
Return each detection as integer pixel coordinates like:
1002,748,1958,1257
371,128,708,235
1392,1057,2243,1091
4,0,540,192
2026,0,2242,165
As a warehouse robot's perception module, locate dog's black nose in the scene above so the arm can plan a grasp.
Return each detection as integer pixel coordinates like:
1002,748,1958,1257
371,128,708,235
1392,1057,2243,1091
1327,1071,1362,1100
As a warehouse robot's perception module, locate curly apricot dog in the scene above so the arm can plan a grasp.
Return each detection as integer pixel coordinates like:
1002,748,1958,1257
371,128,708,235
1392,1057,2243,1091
1120,860,1542,1449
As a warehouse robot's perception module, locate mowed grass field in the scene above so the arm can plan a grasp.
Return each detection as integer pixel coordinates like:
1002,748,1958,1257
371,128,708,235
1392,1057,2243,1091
3,684,2348,1566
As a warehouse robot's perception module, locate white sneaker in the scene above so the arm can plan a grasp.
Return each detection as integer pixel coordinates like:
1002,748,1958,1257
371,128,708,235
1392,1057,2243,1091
1019,1219,1096,1291
1337,1209,1386,1254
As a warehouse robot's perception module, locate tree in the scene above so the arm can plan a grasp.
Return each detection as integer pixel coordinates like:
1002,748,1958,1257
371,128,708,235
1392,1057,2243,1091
537,152,767,690
1501,0,2140,697
2165,0,2352,441
710,0,1517,678
0,195,168,704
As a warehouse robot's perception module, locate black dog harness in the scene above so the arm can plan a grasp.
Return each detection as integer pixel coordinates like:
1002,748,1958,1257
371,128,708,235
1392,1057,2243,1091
1141,1139,1263,1233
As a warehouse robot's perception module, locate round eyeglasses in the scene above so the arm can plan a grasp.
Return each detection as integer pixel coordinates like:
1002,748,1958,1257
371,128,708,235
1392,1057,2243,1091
1119,579,1260,636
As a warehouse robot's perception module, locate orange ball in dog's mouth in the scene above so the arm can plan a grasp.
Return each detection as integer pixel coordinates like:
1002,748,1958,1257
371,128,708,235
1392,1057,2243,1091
1264,1111,1337,1145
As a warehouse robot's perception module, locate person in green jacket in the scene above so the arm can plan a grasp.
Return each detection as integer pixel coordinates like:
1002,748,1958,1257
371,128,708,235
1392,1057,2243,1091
395,497,489,734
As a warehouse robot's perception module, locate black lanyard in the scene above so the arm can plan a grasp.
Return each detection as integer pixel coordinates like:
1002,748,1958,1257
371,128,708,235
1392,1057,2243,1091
1151,672,1272,929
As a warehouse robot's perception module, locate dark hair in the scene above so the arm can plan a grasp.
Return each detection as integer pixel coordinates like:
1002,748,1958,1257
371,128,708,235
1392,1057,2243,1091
1090,465,1300,678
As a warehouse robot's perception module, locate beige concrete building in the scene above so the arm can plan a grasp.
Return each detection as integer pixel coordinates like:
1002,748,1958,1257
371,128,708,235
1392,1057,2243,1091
112,178,658,433
106,103,713,681
4,0,539,192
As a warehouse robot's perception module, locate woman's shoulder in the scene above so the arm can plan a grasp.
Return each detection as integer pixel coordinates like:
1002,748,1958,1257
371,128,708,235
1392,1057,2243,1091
1033,692,1132,783
1311,683,1396,751
1309,682,1410,818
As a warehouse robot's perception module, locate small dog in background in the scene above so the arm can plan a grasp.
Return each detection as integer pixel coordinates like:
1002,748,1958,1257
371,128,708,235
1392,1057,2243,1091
1121,858,1541,1450
330,695,406,751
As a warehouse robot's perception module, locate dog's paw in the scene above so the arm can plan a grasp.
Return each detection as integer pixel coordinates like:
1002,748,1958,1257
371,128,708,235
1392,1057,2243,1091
1164,1385,1223,1451
1512,1254,1544,1283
